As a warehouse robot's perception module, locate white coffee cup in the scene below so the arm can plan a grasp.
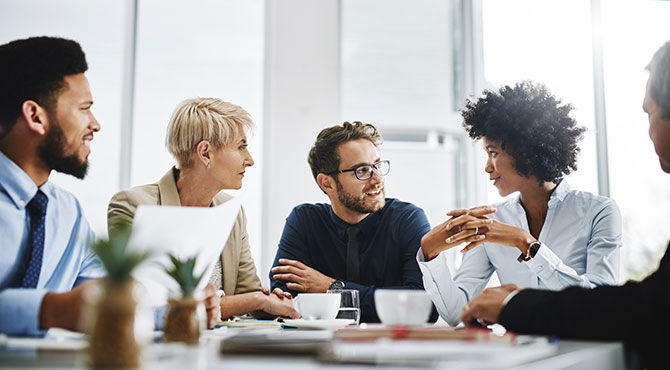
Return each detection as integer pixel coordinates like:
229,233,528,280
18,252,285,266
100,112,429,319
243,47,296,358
293,293,341,320
374,289,432,326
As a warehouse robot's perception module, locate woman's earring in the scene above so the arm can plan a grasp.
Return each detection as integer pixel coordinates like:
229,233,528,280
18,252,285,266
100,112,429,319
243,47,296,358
206,162,211,169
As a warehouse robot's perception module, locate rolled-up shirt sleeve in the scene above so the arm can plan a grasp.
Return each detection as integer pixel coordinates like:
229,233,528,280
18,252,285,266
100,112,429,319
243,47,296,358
417,245,494,326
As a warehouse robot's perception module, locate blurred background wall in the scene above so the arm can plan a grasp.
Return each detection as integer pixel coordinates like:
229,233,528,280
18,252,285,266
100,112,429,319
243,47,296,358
2,0,669,284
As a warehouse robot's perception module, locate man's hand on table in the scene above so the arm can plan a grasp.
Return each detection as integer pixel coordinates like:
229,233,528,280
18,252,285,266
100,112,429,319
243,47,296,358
271,259,335,293
460,284,520,328
39,279,99,332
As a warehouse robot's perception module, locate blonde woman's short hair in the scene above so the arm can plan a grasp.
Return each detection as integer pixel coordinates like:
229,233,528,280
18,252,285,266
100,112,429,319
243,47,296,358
166,97,253,168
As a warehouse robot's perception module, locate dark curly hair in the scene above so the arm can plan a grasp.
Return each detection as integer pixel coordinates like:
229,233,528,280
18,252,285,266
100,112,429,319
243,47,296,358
0,36,88,138
462,81,585,184
308,121,382,181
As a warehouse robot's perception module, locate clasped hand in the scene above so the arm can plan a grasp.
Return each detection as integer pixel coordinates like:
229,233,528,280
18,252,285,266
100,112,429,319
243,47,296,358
421,205,536,261
420,206,495,260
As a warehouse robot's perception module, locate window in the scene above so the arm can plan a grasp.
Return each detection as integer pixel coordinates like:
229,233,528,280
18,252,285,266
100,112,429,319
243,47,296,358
601,1,670,280
481,0,598,203
341,0,468,272
132,0,265,262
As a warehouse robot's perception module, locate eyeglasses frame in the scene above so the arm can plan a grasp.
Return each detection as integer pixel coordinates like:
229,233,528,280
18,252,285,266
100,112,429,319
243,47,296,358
324,159,391,181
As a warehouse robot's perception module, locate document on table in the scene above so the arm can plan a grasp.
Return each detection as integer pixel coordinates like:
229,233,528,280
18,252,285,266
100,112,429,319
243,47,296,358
0,328,87,351
128,197,242,307
328,336,557,367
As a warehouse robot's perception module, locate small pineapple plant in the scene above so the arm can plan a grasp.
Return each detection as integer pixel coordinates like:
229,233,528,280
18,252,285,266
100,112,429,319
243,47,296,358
162,254,207,344
88,226,151,369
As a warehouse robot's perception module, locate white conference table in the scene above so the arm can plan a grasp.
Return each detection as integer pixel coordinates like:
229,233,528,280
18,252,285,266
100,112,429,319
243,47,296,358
0,327,626,370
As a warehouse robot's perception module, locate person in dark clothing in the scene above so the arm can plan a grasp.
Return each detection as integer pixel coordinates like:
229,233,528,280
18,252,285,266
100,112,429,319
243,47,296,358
269,121,434,322
460,40,670,370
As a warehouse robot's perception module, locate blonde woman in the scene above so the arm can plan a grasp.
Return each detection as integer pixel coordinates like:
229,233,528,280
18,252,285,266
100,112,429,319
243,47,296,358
108,98,299,320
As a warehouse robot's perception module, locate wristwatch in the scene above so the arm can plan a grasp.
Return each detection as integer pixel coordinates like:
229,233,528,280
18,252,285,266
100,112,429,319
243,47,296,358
517,241,542,263
328,280,346,291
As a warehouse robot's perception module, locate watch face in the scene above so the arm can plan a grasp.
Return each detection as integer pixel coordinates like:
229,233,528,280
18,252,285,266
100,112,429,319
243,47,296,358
529,242,541,258
329,281,345,290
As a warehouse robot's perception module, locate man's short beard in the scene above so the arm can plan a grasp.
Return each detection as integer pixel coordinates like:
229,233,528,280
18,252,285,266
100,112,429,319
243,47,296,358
335,177,385,214
37,117,88,179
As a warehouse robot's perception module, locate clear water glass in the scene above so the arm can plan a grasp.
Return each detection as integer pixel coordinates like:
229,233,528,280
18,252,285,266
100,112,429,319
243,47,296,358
327,289,360,325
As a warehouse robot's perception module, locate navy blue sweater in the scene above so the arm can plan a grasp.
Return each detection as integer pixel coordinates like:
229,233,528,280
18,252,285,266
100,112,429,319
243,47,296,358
270,198,432,322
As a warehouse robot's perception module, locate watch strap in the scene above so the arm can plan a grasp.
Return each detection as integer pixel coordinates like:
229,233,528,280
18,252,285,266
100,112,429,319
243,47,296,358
517,241,542,263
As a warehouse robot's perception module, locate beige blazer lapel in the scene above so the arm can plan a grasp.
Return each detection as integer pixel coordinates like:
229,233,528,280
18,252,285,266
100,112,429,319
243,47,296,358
212,192,241,296
157,168,182,206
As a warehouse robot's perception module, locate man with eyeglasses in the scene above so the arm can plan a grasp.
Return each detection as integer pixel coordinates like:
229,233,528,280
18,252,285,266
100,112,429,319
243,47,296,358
269,121,435,323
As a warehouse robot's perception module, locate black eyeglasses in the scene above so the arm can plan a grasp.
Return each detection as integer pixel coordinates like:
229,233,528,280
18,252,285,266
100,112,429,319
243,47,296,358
325,160,391,181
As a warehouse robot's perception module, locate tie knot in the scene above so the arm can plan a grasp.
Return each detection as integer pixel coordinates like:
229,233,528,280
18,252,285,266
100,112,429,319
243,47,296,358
27,190,48,217
347,226,359,240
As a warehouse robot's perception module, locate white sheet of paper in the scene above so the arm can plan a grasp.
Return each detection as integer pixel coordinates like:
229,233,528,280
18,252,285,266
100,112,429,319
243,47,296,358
127,196,241,307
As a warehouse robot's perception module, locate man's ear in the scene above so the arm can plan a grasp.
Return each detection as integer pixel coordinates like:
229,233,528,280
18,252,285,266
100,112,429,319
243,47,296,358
195,140,212,167
316,173,336,195
21,100,48,136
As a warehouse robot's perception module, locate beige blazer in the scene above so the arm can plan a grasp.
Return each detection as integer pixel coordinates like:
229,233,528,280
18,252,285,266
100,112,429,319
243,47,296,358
107,167,262,296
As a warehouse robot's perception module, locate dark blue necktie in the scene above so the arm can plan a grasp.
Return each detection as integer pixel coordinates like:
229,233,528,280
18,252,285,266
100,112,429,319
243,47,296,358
346,226,360,282
20,190,48,288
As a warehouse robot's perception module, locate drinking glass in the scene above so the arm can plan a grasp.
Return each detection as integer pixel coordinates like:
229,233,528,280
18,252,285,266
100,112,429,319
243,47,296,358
327,289,360,325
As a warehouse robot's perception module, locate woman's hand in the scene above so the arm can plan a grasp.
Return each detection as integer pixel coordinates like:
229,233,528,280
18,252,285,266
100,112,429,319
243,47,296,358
253,291,301,319
203,283,221,329
420,206,496,261
261,286,293,299
458,218,536,254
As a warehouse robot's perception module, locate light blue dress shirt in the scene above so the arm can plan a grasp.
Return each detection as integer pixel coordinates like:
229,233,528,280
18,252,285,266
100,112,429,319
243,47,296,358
418,180,622,326
0,151,105,336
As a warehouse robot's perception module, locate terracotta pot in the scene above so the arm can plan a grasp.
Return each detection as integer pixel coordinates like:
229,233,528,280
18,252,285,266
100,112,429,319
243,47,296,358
88,280,140,369
163,297,203,344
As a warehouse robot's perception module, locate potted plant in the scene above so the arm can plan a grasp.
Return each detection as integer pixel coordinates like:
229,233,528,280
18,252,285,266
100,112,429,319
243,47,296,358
88,227,151,369
162,254,207,344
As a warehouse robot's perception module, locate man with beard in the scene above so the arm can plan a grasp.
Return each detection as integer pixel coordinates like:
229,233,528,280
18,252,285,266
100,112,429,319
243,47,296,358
0,36,104,336
460,40,670,369
269,121,434,322
0,37,222,336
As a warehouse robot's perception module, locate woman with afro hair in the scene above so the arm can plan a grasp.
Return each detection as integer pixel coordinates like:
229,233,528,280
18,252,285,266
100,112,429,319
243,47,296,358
417,81,622,326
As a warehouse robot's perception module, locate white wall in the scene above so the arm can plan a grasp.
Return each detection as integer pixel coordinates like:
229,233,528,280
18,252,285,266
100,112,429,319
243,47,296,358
1,0,480,284
130,0,265,264
0,0,127,237
261,0,342,285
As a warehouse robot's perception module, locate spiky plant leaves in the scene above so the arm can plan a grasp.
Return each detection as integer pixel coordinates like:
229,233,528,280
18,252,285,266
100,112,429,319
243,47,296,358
90,225,151,286
165,253,206,298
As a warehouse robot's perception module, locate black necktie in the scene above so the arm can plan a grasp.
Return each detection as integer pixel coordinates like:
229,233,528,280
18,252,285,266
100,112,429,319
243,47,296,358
346,226,360,282
20,190,48,288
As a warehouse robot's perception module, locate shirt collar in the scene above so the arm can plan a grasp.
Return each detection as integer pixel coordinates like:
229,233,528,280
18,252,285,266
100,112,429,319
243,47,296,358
328,199,387,237
513,179,570,209
548,179,570,207
0,150,41,210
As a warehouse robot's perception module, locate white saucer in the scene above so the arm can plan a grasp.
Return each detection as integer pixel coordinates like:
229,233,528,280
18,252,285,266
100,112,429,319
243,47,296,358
282,318,356,330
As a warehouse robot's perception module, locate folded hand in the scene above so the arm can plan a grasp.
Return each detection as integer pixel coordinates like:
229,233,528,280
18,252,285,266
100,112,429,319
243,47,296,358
420,206,495,261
